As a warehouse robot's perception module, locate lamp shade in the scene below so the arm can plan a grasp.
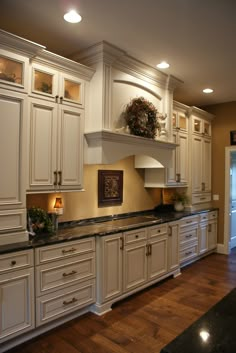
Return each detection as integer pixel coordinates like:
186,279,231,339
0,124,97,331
54,197,63,209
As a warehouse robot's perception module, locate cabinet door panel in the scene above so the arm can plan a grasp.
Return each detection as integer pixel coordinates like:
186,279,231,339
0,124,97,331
178,132,189,183
28,98,57,190
166,132,177,184
148,235,168,280
199,222,208,255
168,224,180,271
0,268,34,342
123,243,147,292
101,234,123,302
0,91,26,208
58,106,84,190
202,138,211,192
192,135,202,192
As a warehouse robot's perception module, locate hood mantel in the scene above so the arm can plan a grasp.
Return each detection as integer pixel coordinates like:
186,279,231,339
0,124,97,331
84,130,177,166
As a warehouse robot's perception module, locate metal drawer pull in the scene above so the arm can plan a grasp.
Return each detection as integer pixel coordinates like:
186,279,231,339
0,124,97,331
58,171,62,185
53,171,57,186
185,251,193,256
186,220,192,224
11,260,16,266
200,197,206,200
63,297,78,306
62,248,76,254
63,270,77,277
157,229,161,233
186,234,193,238
135,235,139,239
149,244,152,256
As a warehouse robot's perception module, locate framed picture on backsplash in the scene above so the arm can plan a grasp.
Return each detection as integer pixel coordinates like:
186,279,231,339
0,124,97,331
230,131,236,145
98,170,123,207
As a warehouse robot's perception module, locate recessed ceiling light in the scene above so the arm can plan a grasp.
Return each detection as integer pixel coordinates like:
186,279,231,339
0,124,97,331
157,61,170,69
203,88,214,94
64,10,82,23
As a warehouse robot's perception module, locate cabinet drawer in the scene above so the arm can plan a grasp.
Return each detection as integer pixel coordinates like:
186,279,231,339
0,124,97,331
36,279,95,326
192,193,211,204
180,228,198,246
35,237,95,265
208,211,217,221
147,224,167,239
124,228,147,245
36,252,95,296
0,249,33,274
0,209,26,233
180,244,198,264
179,215,199,229
199,213,208,223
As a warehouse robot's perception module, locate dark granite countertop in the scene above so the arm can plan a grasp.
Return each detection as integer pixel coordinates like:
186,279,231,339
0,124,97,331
160,287,236,353
0,207,217,255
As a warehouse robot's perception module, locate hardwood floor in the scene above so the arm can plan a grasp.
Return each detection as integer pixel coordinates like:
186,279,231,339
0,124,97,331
8,250,236,353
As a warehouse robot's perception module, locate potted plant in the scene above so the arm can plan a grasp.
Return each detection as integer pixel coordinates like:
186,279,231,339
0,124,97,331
171,191,189,211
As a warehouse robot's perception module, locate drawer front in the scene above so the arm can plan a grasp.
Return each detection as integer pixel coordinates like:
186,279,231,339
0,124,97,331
0,209,27,233
0,249,33,274
192,193,211,204
179,215,199,229
36,279,95,326
199,213,208,223
35,237,95,265
180,244,198,264
208,211,217,221
180,228,198,246
124,228,147,245
147,224,167,239
36,252,95,296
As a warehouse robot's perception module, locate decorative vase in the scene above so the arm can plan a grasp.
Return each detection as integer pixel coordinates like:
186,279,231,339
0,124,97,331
174,202,184,212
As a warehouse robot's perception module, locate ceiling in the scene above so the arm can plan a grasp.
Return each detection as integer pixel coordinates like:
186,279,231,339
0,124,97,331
0,0,235,107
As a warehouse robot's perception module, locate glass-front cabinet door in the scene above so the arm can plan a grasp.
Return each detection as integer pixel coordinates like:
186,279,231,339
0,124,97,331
31,63,84,107
172,111,188,132
0,49,29,91
60,73,84,107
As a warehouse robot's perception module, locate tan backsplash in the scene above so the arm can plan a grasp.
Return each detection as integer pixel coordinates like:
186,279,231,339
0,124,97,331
27,156,162,222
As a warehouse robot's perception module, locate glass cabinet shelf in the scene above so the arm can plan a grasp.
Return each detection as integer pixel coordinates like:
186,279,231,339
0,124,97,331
0,56,23,85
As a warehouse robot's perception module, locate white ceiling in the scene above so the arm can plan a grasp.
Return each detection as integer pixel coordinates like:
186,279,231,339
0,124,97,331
0,0,235,107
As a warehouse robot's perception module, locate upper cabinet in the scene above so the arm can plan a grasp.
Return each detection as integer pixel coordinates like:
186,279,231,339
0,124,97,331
188,107,214,206
26,53,94,193
30,62,85,107
0,30,43,245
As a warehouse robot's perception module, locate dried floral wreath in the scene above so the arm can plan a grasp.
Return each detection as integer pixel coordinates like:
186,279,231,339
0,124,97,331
124,97,160,139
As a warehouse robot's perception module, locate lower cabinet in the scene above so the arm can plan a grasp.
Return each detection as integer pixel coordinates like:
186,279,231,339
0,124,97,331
35,237,96,326
0,250,35,343
95,223,175,314
199,211,218,255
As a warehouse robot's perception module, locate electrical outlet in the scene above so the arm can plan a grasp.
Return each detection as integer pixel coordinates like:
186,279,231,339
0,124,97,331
213,194,219,201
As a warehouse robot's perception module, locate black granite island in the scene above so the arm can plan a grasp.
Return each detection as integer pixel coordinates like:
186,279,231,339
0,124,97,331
160,288,236,353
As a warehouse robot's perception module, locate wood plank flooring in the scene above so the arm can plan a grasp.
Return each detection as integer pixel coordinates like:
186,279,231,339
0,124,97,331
7,249,236,353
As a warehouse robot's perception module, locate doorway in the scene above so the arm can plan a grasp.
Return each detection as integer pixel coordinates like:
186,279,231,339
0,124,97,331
224,147,236,253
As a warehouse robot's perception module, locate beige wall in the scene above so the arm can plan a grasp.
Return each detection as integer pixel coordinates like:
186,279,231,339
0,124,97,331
205,101,236,243
27,156,162,222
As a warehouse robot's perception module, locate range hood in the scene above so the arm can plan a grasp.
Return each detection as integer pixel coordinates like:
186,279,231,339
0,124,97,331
72,41,182,166
84,130,177,167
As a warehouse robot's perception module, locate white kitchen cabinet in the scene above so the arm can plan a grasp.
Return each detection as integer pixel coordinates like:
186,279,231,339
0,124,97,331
0,89,28,245
189,107,214,206
94,223,171,314
0,250,34,343
30,62,85,108
147,224,168,280
123,228,148,292
198,211,217,254
27,97,84,192
35,237,96,326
